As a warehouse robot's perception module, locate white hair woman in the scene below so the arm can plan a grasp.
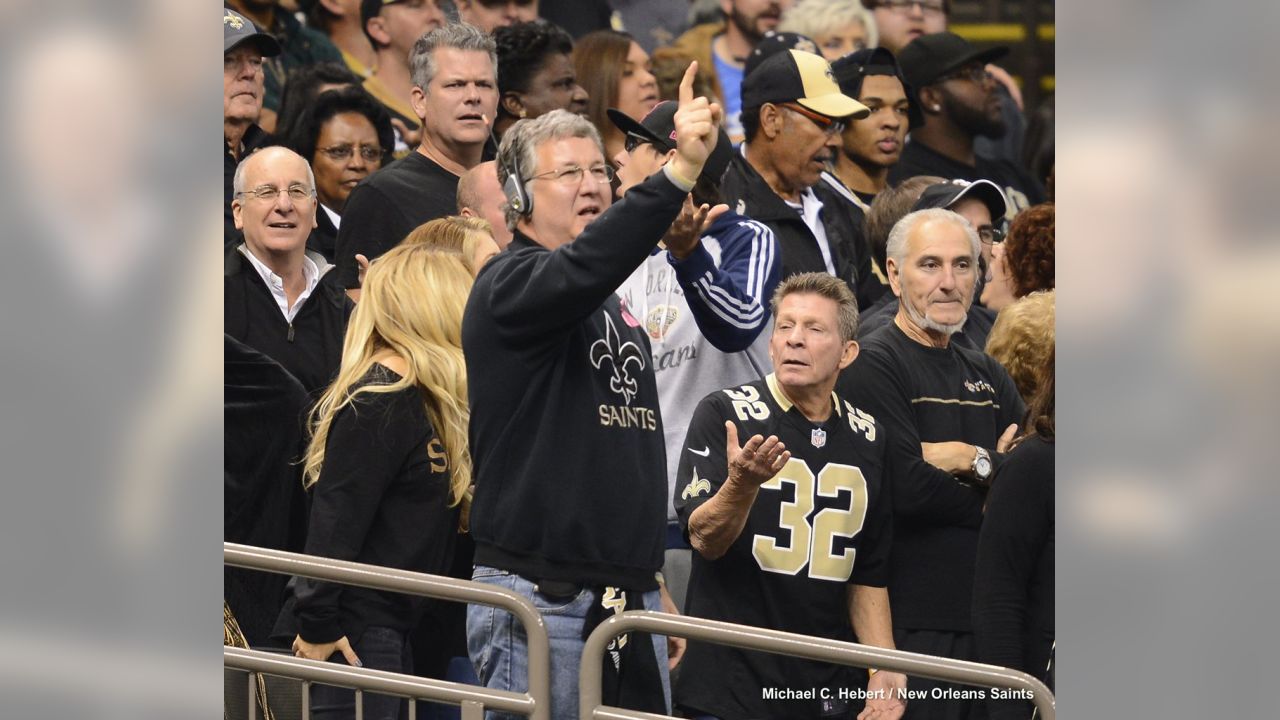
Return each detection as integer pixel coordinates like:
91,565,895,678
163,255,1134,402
779,0,879,61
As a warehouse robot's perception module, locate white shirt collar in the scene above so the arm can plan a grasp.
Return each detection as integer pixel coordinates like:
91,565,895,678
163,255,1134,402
238,245,322,322
321,203,341,230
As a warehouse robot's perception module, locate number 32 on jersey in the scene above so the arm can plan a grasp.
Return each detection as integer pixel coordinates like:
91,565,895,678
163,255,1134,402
751,460,868,582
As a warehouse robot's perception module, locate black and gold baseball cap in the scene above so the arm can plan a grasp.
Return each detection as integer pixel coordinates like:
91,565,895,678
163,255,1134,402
742,49,869,120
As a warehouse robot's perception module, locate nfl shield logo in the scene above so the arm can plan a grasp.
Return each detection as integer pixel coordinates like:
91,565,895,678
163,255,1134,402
811,428,827,448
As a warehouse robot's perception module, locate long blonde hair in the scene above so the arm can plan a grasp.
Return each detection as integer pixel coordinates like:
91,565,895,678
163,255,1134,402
303,245,474,508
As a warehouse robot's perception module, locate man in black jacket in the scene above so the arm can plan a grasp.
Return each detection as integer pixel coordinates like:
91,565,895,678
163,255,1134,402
720,49,882,310
838,208,1024,720
463,63,719,718
225,146,352,397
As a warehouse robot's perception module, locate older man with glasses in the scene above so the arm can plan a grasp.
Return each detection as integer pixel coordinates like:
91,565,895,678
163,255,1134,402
721,49,884,309
225,146,353,396
462,64,723,719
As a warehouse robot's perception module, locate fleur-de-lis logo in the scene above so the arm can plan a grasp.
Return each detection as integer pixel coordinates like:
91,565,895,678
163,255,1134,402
589,314,646,405
224,11,245,30
681,467,711,500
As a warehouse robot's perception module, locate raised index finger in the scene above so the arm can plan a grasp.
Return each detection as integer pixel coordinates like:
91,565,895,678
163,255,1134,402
678,60,699,107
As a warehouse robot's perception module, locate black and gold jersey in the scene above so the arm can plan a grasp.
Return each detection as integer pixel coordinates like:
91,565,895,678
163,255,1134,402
673,374,893,720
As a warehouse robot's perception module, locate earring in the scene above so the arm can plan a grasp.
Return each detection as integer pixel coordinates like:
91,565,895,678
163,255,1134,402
519,109,527,119
932,105,941,111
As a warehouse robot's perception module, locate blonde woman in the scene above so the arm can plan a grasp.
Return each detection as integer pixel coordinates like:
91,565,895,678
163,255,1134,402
283,245,473,720
400,216,501,273
779,0,878,61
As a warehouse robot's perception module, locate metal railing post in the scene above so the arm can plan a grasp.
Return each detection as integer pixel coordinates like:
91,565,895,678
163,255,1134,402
579,610,1054,720
224,543,550,720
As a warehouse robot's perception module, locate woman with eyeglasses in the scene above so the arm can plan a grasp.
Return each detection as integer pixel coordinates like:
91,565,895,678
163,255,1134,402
286,87,394,263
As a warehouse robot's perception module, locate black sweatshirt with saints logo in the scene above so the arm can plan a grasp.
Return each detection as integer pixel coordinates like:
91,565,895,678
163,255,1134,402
462,170,690,591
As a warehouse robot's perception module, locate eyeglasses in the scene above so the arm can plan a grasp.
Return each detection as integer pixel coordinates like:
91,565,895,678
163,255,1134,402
318,144,383,163
527,164,615,186
874,0,945,16
235,185,315,202
977,225,1005,245
624,134,655,154
942,65,992,85
779,103,847,136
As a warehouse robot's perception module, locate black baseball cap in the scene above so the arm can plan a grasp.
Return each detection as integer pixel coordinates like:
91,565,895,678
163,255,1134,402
742,49,869,119
223,8,281,57
896,32,1007,89
361,0,406,29
831,47,924,129
911,179,1010,220
607,101,734,184
744,31,819,79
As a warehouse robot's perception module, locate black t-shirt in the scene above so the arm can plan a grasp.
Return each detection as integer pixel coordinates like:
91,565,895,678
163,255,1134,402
333,151,461,288
281,364,459,645
889,140,1045,216
837,323,1024,633
673,375,893,719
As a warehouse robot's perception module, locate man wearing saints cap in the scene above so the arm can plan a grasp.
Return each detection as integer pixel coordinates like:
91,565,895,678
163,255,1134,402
720,49,881,310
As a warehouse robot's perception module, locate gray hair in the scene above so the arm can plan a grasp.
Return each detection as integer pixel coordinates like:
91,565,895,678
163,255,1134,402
232,146,316,197
410,22,497,92
778,0,878,51
885,208,980,269
495,109,603,230
770,272,859,342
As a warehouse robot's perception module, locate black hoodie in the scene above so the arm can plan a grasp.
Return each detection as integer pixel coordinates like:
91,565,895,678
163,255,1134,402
462,169,689,591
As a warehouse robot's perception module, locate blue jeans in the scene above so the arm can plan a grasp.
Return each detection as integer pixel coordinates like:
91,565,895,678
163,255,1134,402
311,626,412,720
466,566,671,720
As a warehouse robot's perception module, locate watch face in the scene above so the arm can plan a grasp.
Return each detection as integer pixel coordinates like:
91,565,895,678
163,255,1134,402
976,456,992,477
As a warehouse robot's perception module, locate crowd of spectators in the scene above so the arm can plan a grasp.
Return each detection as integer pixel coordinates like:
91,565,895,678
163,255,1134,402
223,2,1055,718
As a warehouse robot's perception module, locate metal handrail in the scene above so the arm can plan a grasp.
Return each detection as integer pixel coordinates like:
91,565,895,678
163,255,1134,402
223,543,550,720
579,610,1055,720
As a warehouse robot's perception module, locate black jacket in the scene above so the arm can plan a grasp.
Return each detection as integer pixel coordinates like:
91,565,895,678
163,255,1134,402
720,152,878,309
278,364,458,646
224,335,311,647
462,169,689,590
308,206,340,263
224,246,353,396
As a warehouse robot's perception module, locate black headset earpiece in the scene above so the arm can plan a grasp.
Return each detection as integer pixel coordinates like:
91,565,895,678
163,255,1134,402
502,153,532,217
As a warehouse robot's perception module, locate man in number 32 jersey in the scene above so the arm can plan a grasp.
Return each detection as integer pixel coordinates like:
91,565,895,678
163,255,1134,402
673,272,907,720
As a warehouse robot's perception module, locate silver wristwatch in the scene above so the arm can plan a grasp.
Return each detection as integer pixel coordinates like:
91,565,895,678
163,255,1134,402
972,446,993,484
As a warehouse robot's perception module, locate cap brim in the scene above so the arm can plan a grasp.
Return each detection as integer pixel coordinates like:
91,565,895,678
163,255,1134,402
797,93,870,120
973,46,1009,65
225,32,282,58
952,179,1010,219
935,45,1009,81
606,108,671,150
